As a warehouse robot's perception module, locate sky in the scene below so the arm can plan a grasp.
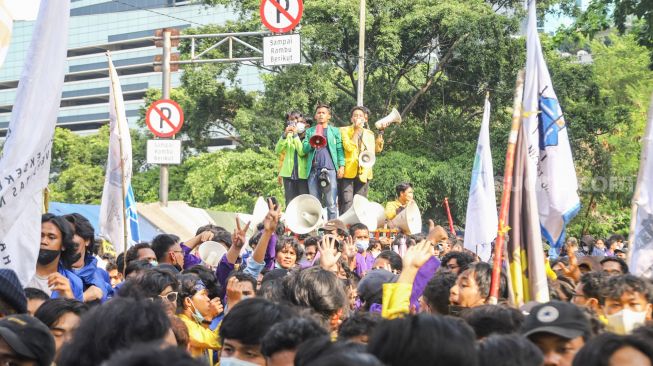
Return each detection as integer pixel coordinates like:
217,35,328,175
6,0,40,21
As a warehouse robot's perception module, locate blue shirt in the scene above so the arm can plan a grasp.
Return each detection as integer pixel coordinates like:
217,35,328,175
313,130,335,170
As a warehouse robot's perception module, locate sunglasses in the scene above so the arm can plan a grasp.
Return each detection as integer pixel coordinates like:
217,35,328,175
159,292,178,303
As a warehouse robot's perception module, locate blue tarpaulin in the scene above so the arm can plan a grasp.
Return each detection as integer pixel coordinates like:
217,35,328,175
48,202,162,242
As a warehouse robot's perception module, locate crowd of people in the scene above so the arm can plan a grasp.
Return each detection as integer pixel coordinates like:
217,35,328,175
0,105,651,365
0,198,650,366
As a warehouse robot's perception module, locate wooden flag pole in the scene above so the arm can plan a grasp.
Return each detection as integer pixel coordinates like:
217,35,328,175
488,69,525,304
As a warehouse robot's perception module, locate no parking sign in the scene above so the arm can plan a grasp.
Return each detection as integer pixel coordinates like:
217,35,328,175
260,0,303,34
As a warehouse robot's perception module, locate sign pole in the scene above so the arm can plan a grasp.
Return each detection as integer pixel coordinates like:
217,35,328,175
356,0,365,107
160,29,171,207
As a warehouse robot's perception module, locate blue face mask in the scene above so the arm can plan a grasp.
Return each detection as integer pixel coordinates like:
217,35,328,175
355,240,369,252
189,299,206,324
220,358,259,366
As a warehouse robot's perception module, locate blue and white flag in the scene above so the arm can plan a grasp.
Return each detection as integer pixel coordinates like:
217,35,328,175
464,94,498,261
99,54,138,254
0,0,69,284
523,0,580,253
629,93,653,278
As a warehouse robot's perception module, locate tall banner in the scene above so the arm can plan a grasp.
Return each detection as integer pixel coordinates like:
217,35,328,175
508,122,549,305
99,54,136,254
0,0,70,285
629,93,653,278
464,94,498,262
523,0,581,253
0,0,13,68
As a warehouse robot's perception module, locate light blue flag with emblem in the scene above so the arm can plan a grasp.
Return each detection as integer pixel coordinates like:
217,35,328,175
125,184,140,243
523,0,581,255
464,94,498,262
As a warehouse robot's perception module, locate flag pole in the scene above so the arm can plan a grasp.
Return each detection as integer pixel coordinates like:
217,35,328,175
488,69,525,304
443,197,455,235
107,52,130,259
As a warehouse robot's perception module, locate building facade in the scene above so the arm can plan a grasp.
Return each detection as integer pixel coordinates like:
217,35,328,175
0,0,264,137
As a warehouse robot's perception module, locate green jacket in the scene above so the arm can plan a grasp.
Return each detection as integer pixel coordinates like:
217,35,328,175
275,133,309,179
302,124,345,177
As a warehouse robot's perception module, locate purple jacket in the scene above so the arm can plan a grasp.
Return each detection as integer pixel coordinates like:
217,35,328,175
354,252,375,278
181,243,202,270
410,256,441,311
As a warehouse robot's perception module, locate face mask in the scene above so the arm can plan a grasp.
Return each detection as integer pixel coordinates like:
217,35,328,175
37,249,60,266
189,299,206,324
149,260,158,267
606,308,647,335
355,240,369,252
371,250,380,258
220,358,260,366
296,122,305,133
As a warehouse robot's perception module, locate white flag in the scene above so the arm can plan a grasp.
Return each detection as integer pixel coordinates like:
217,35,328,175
629,93,653,278
99,54,134,254
523,0,580,253
0,0,13,68
464,95,498,261
0,0,70,285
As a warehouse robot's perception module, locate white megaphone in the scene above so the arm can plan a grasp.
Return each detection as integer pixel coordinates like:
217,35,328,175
284,194,324,234
375,108,402,130
358,150,376,169
339,195,382,231
198,241,228,268
369,201,387,228
389,201,422,235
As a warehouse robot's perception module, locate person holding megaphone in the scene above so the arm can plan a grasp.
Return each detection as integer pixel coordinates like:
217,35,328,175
339,106,385,215
302,103,345,220
276,111,310,206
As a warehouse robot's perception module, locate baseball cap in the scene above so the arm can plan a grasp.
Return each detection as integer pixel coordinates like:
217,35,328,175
522,301,590,340
357,269,397,304
0,269,27,314
0,314,55,366
319,219,347,235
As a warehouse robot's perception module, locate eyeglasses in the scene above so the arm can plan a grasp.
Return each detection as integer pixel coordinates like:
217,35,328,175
446,264,460,270
159,292,178,303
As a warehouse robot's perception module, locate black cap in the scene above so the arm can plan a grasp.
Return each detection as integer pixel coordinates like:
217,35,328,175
0,314,55,366
522,301,590,340
0,269,27,314
357,269,397,304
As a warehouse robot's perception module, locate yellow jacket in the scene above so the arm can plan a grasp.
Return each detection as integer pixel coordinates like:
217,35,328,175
178,313,221,364
340,125,384,182
382,282,412,319
385,200,404,220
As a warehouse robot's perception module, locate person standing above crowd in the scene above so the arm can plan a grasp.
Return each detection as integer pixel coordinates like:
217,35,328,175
276,111,310,205
339,106,384,215
27,214,84,301
303,103,345,220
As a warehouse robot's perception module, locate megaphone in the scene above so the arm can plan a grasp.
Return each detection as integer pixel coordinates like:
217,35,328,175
358,150,376,169
339,195,382,231
375,108,402,130
310,124,327,149
369,202,387,228
198,241,228,268
389,201,422,235
284,194,324,234
251,196,269,228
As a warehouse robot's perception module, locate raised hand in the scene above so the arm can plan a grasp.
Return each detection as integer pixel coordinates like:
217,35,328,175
319,235,341,272
231,218,251,249
402,240,433,271
48,272,74,299
342,236,356,259
262,198,281,233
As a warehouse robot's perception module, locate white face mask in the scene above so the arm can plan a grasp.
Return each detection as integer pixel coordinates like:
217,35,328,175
355,240,369,252
220,357,259,366
606,308,647,335
296,122,306,133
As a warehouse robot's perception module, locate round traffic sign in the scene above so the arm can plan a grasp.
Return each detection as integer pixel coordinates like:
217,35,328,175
260,0,303,34
145,99,184,138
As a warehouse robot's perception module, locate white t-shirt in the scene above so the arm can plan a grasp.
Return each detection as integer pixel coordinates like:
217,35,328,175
26,274,51,296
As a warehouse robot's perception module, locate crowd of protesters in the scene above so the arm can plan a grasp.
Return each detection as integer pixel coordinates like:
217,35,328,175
0,197,651,365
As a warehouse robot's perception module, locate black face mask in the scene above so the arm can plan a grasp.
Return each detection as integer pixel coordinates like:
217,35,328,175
37,249,60,266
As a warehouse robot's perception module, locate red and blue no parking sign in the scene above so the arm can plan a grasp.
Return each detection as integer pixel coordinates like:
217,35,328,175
260,0,303,34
